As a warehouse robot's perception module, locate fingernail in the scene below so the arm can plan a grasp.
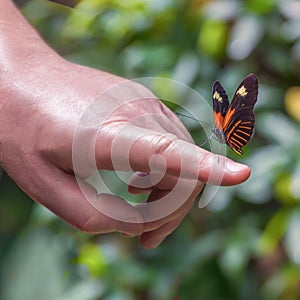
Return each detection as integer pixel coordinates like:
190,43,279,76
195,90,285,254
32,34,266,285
135,172,149,177
226,160,248,173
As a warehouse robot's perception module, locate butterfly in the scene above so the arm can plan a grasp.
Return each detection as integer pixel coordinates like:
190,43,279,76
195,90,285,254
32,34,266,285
212,73,258,155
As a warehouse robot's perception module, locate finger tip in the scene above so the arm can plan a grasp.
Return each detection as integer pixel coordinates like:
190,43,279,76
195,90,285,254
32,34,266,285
223,160,251,185
140,236,160,250
140,233,162,249
235,165,251,184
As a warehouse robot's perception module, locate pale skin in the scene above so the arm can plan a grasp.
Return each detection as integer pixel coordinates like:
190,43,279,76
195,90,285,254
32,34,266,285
0,0,250,248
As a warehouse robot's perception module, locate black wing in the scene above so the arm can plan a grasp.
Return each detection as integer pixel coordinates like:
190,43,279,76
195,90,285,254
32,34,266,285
223,74,258,154
212,81,230,118
228,73,258,111
223,108,255,155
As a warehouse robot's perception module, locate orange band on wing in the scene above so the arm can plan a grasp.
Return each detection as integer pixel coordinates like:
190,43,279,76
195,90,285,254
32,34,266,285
213,111,224,129
223,107,236,127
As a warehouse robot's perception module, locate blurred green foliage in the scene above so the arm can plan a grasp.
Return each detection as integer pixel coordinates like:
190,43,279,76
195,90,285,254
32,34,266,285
2,0,300,299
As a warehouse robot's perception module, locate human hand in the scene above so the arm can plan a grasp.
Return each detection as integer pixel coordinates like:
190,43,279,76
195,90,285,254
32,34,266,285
0,55,250,248
0,1,250,248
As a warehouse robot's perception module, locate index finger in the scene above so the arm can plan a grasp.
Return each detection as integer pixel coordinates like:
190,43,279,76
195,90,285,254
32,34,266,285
95,123,250,186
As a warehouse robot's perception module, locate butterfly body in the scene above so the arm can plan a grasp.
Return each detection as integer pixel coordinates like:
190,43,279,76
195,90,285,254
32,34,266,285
212,74,258,155
212,127,226,144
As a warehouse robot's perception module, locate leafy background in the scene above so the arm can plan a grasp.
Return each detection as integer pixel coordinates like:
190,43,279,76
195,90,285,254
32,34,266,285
1,0,300,299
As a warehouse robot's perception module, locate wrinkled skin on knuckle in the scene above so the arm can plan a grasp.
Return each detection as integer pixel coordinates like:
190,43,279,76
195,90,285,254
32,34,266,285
198,150,211,171
153,133,179,155
150,133,182,177
196,150,213,182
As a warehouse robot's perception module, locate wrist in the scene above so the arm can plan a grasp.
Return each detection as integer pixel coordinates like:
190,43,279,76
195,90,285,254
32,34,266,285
0,0,65,117
0,0,60,86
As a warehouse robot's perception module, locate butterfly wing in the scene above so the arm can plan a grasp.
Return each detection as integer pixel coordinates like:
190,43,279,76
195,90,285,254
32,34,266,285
223,108,255,154
212,80,229,132
223,74,259,154
229,73,258,110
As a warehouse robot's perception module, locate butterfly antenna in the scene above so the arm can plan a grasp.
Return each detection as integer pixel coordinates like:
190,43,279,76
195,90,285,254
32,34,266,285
175,112,212,128
176,112,195,120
